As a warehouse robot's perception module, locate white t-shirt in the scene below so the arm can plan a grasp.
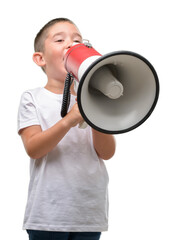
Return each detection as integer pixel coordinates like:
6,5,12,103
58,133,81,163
18,87,109,232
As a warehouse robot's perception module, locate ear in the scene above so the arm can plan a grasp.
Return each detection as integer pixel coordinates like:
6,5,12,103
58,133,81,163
33,52,46,67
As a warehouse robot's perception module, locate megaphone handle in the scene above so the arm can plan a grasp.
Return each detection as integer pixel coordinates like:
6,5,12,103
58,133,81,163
78,121,88,129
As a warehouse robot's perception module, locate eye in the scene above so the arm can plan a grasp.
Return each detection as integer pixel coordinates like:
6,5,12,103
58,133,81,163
56,39,64,43
73,39,82,43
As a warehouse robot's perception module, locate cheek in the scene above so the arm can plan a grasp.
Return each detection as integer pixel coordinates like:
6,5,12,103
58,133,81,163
50,48,62,60
45,43,63,59
46,51,64,69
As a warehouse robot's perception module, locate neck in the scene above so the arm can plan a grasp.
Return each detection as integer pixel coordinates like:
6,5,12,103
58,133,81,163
44,77,76,95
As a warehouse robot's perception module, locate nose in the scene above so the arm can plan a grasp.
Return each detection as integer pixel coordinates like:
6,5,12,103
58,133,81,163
63,40,73,57
65,39,73,50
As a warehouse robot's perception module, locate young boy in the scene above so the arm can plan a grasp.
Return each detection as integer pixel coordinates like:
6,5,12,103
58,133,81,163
18,18,116,240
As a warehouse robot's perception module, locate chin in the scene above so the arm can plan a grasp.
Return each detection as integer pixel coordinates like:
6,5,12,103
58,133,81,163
62,67,68,76
59,71,68,82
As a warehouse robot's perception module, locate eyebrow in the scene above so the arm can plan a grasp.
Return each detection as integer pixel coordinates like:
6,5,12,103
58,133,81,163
52,32,82,39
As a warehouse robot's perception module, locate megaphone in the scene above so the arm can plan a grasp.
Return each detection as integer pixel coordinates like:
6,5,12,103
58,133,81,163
62,42,159,134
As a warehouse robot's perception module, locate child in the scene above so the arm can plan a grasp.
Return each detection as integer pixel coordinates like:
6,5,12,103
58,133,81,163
18,18,116,240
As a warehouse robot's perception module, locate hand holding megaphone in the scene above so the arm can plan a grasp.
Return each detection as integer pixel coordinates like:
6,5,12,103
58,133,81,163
68,102,86,128
74,97,88,129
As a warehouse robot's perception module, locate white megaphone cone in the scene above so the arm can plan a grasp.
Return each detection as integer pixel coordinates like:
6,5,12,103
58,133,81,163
62,42,159,134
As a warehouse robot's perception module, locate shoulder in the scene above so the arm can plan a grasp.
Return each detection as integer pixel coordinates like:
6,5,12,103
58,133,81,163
20,87,44,103
21,87,42,97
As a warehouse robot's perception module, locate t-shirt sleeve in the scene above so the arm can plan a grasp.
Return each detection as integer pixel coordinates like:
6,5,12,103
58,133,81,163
17,91,40,134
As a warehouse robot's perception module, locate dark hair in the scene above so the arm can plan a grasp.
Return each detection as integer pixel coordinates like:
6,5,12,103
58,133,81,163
34,18,75,52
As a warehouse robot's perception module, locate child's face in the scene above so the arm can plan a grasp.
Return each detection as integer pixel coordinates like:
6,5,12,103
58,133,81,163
43,22,82,80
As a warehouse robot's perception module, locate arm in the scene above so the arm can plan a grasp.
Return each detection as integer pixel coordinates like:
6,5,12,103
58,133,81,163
20,103,83,159
92,129,116,160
